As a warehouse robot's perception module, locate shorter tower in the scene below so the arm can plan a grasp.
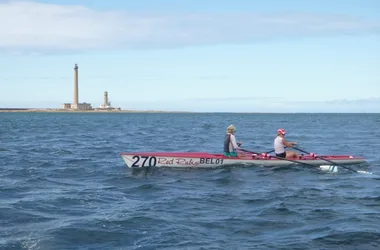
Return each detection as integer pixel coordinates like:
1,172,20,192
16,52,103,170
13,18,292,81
97,91,120,110
104,91,108,107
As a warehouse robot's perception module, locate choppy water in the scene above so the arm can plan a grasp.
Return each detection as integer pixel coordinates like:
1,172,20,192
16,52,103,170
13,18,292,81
0,112,379,250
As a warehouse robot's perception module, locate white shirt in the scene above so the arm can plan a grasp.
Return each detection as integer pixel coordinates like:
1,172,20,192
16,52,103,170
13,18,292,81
229,133,239,152
274,136,285,154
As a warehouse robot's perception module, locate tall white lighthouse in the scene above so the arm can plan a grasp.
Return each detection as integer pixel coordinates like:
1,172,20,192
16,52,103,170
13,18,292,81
73,63,79,106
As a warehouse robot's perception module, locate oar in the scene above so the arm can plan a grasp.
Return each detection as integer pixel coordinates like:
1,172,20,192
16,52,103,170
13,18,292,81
265,149,275,154
239,148,336,172
293,146,372,175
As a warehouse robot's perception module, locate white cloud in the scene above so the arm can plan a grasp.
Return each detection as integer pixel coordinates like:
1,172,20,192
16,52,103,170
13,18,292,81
0,1,380,53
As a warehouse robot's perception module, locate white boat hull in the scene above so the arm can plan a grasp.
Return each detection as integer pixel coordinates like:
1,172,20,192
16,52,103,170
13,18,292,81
120,152,366,169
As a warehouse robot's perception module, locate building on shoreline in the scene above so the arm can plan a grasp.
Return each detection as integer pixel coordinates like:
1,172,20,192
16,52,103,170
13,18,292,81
62,64,93,110
95,91,121,111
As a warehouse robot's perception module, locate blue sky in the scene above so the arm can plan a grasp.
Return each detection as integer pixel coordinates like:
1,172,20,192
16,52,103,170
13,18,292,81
0,0,379,112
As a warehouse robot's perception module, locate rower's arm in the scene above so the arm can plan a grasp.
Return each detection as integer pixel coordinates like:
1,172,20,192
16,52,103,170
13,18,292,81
230,135,240,149
282,138,296,148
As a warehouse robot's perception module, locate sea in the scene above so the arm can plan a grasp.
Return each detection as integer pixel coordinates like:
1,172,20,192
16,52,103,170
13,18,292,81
0,112,379,250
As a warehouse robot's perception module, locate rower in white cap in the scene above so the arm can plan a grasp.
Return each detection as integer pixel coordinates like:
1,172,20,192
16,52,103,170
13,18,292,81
274,128,299,159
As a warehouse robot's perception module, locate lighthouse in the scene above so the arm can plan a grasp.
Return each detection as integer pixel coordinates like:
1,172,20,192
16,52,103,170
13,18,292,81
104,91,109,107
73,63,79,106
61,63,93,110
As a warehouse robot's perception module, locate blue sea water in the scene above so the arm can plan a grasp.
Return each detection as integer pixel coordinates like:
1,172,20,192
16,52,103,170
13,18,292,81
0,112,379,250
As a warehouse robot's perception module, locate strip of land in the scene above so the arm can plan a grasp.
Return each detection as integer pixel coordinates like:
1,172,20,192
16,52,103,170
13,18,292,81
0,108,193,113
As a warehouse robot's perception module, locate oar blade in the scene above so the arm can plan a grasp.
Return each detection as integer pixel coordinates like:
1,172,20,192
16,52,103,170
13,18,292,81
320,165,373,174
319,165,339,173
357,170,372,174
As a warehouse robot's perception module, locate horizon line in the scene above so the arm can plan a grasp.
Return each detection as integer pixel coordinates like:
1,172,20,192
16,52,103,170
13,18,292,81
0,108,379,114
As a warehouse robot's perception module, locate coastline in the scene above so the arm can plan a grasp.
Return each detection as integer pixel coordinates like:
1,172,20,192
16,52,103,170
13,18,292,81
0,108,194,113
0,108,378,114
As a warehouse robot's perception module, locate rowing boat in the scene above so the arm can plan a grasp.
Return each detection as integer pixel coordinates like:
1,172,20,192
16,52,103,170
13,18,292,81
120,152,366,169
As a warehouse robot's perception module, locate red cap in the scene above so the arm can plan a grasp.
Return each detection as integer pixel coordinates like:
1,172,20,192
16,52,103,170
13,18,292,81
277,128,286,135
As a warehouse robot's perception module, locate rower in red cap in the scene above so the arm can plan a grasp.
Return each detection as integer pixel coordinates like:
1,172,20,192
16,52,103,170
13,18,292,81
274,128,299,159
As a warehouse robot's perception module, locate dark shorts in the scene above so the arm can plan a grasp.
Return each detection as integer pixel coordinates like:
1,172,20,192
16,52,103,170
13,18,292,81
276,152,286,158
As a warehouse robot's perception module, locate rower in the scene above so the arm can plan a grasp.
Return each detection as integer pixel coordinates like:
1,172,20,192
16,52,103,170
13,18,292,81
274,128,299,159
223,125,242,157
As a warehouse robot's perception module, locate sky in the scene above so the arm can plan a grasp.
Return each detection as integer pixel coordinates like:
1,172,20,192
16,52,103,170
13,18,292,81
0,0,379,112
